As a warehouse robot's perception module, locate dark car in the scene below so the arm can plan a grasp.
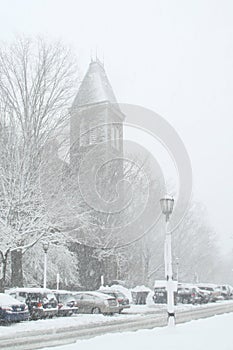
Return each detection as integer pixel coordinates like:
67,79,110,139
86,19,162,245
73,291,119,315
153,286,168,304
98,289,130,313
8,288,58,320
0,293,29,323
53,290,78,316
153,280,178,304
177,285,209,304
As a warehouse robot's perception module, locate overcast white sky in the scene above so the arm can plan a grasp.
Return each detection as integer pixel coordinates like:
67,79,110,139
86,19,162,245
0,0,232,253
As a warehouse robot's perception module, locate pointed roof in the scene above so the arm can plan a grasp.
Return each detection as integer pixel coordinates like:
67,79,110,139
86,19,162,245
72,60,118,108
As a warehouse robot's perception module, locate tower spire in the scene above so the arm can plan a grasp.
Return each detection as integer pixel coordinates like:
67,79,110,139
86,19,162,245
72,59,115,108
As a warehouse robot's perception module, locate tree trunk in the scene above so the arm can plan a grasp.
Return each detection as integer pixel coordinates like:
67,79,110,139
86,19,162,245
11,249,23,287
0,250,10,292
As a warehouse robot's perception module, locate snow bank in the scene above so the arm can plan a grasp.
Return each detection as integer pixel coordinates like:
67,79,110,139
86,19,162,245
42,312,233,350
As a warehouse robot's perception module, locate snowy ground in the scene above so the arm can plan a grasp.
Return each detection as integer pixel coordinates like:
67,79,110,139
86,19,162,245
0,304,163,337
0,301,232,337
41,312,233,350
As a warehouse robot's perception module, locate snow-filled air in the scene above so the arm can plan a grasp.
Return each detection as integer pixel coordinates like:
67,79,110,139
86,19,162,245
0,1,233,349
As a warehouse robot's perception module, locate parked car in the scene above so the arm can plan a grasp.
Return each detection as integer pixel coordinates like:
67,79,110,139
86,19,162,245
98,289,130,313
216,285,233,300
153,280,178,304
73,291,119,315
0,293,29,323
153,286,167,304
197,284,222,302
177,285,195,304
177,284,209,304
53,290,78,316
7,288,58,320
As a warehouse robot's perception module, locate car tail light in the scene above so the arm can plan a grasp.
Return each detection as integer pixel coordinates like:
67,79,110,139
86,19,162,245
37,302,43,308
117,298,123,303
3,307,13,312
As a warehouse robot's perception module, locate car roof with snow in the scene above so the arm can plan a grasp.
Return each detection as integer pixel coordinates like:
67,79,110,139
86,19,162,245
197,283,218,288
99,289,125,294
52,290,74,294
0,293,23,306
154,280,167,288
73,291,115,299
178,283,198,289
6,287,54,294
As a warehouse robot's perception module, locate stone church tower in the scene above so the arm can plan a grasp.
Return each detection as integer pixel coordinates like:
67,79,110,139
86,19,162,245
69,60,125,289
70,59,124,168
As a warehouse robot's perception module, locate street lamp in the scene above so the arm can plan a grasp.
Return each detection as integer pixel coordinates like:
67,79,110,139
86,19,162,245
42,241,49,289
160,195,177,327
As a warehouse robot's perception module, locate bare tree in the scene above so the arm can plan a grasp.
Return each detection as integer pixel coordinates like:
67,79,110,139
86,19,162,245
0,36,78,290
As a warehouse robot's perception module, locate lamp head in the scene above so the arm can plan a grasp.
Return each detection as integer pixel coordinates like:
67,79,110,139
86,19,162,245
42,241,49,253
160,195,174,221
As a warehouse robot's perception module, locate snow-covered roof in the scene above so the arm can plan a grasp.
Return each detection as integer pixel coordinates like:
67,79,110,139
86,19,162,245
131,285,151,292
0,293,22,306
51,290,74,295
154,280,167,288
72,60,118,108
73,291,114,299
6,287,54,294
197,283,219,288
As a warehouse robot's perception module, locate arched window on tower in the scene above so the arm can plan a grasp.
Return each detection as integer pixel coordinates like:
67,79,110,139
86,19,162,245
80,120,90,146
110,125,120,150
111,126,115,147
89,127,97,144
115,128,120,150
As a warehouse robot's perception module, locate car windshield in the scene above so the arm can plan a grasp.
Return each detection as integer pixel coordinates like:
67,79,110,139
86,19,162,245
59,294,75,303
199,287,213,292
116,292,126,298
104,292,115,297
27,293,43,301
46,293,56,301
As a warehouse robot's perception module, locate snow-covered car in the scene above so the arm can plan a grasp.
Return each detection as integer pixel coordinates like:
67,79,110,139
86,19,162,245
0,293,29,323
7,288,58,320
98,289,130,313
73,291,119,315
216,285,233,300
53,290,79,316
177,284,209,304
197,284,222,302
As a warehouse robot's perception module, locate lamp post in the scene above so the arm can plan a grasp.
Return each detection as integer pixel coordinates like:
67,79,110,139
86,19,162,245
160,195,176,327
42,242,49,289
175,257,179,281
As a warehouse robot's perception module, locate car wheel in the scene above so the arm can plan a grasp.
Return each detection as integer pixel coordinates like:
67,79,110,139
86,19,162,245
92,307,101,314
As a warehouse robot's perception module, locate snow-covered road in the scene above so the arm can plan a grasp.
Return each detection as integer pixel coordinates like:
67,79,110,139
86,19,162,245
1,301,233,349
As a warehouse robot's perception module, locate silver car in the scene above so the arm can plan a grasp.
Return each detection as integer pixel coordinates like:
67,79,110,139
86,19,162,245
73,291,119,314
